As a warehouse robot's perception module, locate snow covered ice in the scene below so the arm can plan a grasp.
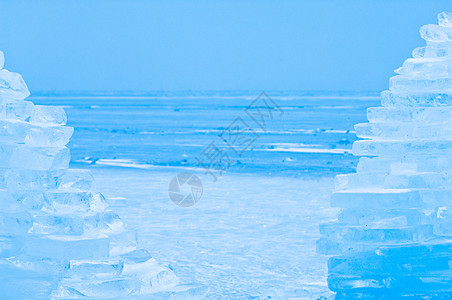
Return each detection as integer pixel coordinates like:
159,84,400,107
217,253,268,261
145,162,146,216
317,12,452,298
0,51,197,299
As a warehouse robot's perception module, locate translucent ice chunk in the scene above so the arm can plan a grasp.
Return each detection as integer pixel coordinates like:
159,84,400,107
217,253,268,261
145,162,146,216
384,172,452,189
352,140,452,157
0,211,33,235
54,277,139,299
438,12,452,28
391,162,420,175
381,91,452,107
424,41,452,58
25,125,74,146
57,169,96,191
84,211,124,234
0,120,73,146
335,172,449,190
434,219,452,236
356,157,392,174
328,272,452,293
0,236,15,258
0,120,30,143
120,249,152,263
394,58,450,77
18,235,110,260
420,24,452,42
389,75,452,93
316,237,404,255
0,277,58,300
0,51,4,69
0,69,30,100
3,145,71,170
434,206,452,236
0,101,33,121
146,267,179,293
320,223,434,243
32,214,85,236
328,249,451,277
316,237,343,255
355,122,452,140
108,230,138,256
0,256,61,279
337,209,429,227
1,169,57,191
121,256,179,294
331,189,424,210
368,105,452,123
0,190,44,211
0,169,96,191
55,251,178,299
44,191,107,214
0,254,62,300
66,259,124,280
334,291,452,299
33,212,124,236
30,105,67,125
334,173,386,191
332,189,452,210
412,46,426,58
357,156,452,176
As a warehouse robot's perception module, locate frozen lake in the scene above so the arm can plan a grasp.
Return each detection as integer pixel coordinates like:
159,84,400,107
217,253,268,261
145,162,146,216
31,92,379,299
31,91,378,176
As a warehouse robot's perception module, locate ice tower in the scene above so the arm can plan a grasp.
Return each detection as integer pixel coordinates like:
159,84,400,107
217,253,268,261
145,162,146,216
317,12,452,299
0,52,181,299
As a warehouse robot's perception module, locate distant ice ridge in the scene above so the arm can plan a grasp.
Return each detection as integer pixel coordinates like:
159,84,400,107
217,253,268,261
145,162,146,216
0,52,204,299
317,12,452,299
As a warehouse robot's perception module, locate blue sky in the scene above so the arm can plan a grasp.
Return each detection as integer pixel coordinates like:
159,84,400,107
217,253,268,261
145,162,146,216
1,0,451,92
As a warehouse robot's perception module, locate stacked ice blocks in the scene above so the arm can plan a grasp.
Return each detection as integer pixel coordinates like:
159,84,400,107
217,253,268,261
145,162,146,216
318,12,452,299
0,52,180,299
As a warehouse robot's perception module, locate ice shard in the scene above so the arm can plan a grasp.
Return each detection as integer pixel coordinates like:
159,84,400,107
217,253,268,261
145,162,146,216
0,52,187,299
318,12,452,298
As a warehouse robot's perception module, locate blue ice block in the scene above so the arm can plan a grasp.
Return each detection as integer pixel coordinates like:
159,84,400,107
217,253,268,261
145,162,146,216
0,51,183,298
319,12,452,298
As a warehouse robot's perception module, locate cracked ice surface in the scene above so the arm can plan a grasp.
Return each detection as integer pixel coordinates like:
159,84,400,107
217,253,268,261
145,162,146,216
92,166,338,299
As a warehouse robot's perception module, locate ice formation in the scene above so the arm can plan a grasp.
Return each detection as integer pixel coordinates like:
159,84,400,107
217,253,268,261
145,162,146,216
0,52,180,299
318,12,452,298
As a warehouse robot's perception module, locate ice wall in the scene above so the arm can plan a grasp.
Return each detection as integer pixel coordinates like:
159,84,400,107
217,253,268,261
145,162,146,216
0,52,180,299
317,12,452,299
